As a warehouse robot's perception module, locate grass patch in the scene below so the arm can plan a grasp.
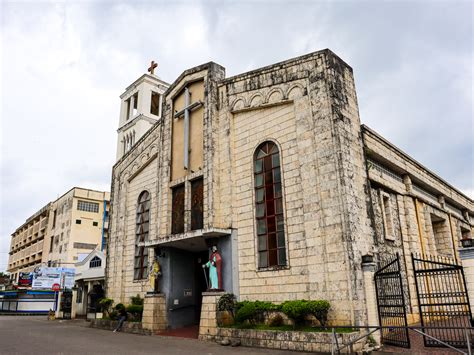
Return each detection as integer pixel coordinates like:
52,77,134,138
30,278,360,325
225,324,355,333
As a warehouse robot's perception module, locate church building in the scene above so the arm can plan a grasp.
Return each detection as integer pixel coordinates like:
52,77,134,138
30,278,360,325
105,49,473,333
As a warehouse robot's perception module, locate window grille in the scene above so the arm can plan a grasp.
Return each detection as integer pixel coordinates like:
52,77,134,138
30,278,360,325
77,200,100,213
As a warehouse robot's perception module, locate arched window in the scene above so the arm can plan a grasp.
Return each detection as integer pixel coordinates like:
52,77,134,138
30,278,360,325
134,191,150,280
89,256,102,268
254,141,286,268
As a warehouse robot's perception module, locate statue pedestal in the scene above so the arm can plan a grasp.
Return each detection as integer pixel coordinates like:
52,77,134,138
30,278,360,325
198,291,225,341
142,293,167,332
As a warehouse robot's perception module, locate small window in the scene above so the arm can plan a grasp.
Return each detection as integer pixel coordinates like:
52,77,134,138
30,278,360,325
52,210,57,228
89,256,102,268
150,91,160,116
380,191,395,240
93,221,98,227
77,200,99,213
76,219,81,224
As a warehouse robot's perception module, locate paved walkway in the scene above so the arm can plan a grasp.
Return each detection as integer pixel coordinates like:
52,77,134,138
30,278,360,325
0,316,299,355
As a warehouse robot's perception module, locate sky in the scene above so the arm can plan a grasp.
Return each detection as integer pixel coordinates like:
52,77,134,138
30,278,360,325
0,0,472,273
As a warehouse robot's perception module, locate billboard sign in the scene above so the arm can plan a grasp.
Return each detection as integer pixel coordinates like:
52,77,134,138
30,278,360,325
32,267,75,290
18,272,33,287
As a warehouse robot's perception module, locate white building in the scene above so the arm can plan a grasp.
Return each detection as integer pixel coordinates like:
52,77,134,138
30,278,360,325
73,249,106,318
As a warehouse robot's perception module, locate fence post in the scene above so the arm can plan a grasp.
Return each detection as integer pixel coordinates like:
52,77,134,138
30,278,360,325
459,247,474,319
362,255,380,346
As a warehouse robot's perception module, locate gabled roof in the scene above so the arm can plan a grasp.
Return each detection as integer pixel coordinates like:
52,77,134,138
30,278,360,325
75,249,105,267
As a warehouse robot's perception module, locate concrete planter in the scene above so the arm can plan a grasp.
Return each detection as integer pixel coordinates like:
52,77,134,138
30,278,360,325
216,327,362,353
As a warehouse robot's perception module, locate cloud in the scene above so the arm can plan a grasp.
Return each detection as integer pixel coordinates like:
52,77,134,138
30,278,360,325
1,1,472,271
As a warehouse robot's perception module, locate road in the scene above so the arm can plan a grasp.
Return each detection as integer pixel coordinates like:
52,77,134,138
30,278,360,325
0,316,299,355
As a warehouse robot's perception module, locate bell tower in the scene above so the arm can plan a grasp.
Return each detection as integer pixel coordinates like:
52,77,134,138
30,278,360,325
116,61,170,161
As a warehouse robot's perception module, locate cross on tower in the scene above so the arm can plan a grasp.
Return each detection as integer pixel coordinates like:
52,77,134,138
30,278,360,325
148,60,158,75
174,87,202,170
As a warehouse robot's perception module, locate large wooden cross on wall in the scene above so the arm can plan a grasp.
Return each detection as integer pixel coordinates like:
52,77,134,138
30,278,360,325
174,87,202,170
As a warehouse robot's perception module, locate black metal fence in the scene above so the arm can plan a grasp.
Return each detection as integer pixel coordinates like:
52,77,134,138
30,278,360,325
374,254,410,348
412,253,473,348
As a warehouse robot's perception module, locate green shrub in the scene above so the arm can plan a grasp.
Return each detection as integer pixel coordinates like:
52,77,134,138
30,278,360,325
108,310,118,320
254,301,280,312
130,294,144,306
98,298,114,316
281,300,310,326
268,314,284,327
115,303,125,311
307,300,330,327
126,304,144,321
217,293,236,316
235,302,257,324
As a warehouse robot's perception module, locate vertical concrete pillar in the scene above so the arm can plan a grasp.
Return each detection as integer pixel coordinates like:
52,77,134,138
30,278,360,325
199,291,225,341
459,247,474,313
142,293,167,332
362,256,381,345
55,291,62,319
129,94,135,119
158,94,163,118
71,289,77,319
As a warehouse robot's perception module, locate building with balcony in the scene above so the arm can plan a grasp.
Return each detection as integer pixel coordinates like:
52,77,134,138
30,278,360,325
8,204,51,282
7,187,110,284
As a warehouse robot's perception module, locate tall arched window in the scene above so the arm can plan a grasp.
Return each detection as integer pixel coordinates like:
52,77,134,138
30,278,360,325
134,191,150,280
254,141,286,268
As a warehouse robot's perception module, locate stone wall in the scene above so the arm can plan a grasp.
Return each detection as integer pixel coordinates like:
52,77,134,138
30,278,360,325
216,327,362,353
215,49,372,325
363,126,473,323
106,121,162,303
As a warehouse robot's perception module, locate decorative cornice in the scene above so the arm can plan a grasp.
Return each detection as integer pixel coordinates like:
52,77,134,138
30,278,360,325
117,113,159,133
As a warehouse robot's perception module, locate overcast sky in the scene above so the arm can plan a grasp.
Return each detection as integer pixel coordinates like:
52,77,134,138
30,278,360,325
0,0,472,272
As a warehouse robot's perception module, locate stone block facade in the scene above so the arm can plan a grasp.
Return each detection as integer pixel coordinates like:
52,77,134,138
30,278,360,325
142,293,167,331
198,292,222,341
106,49,473,335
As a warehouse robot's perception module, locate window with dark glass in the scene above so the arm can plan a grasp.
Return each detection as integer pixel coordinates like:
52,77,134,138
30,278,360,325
191,178,204,230
89,256,102,268
254,141,286,268
150,91,160,116
172,184,185,234
134,191,150,280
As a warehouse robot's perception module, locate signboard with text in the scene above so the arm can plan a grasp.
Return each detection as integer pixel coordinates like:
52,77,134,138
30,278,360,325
32,267,75,290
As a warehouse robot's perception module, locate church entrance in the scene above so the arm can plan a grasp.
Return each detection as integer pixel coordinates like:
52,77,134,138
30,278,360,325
163,247,209,334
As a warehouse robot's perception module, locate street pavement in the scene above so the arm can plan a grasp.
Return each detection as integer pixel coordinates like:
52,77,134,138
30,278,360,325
0,316,301,355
